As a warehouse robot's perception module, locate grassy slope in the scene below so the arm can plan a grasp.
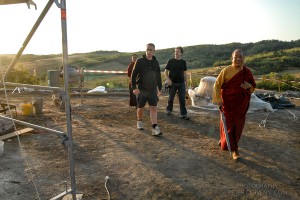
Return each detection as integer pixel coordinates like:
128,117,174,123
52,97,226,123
1,40,299,88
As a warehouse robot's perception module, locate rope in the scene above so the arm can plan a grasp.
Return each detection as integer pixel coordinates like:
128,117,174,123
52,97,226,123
259,112,271,127
284,108,299,120
104,176,110,200
1,61,41,200
191,105,219,111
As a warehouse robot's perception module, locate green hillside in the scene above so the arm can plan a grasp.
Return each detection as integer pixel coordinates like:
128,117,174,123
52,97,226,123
1,39,299,75
215,47,300,74
1,40,300,90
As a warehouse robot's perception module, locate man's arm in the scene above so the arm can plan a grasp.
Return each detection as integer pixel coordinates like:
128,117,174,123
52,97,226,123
164,69,172,86
127,62,133,78
248,69,256,93
131,61,139,90
184,71,187,85
241,69,256,93
212,69,225,105
157,65,162,92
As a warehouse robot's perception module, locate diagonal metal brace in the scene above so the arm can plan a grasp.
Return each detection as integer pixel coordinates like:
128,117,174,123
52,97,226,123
54,0,61,8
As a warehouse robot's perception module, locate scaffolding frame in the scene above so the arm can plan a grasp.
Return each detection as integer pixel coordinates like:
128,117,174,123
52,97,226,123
0,0,78,199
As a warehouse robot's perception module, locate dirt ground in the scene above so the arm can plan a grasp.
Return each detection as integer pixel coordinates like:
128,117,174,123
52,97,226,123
0,90,300,200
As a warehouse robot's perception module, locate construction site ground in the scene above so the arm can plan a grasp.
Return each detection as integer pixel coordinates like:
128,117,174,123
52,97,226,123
0,90,299,200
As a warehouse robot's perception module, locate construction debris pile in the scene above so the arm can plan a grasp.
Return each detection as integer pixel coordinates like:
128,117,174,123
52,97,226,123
255,91,297,109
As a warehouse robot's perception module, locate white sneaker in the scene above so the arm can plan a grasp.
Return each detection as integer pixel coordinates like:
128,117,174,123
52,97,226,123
137,121,143,130
152,126,162,136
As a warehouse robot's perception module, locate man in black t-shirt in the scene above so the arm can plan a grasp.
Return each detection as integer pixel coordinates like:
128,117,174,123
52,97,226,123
164,46,190,120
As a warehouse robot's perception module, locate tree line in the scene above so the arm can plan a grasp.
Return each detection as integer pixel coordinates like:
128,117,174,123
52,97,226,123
1,39,300,91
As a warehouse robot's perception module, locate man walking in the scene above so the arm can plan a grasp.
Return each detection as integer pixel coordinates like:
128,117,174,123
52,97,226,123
131,43,163,136
164,46,189,120
213,49,256,160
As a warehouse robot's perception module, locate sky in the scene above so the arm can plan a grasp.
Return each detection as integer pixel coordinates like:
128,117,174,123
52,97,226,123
0,0,299,55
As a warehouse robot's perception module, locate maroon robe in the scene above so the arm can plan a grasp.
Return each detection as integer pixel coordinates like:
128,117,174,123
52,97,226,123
127,61,137,107
220,66,256,151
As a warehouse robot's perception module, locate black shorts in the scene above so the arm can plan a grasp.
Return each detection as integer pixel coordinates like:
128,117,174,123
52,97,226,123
136,89,158,108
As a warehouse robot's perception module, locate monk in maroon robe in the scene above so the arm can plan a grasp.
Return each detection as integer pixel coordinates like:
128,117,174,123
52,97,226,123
127,54,138,107
213,49,256,159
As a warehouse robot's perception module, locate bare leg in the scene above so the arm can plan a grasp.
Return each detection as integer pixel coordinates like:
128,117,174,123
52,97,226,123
137,107,144,121
149,106,157,124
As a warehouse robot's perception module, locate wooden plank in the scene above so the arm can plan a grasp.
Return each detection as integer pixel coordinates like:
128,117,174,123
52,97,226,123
0,128,34,141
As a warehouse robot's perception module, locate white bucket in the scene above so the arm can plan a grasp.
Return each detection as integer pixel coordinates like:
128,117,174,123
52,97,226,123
0,140,4,157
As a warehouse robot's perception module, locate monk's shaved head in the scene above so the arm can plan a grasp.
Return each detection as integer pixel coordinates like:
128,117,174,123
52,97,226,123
232,49,244,57
231,49,244,67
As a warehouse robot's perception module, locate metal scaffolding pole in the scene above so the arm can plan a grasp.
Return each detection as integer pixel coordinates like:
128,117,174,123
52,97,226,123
0,115,65,135
54,0,77,199
1,1,79,199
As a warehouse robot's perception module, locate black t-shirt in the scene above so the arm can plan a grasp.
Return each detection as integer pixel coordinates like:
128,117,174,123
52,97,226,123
165,58,187,83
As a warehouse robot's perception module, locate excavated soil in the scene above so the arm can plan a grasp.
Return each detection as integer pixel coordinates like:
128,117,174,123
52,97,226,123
0,90,300,200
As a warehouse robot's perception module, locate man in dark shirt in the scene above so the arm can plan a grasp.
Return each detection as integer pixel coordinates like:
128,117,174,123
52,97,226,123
131,43,163,136
164,46,190,120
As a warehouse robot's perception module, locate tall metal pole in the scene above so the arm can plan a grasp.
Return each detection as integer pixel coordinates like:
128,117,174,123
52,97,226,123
55,0,77,199
1,1,77,199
